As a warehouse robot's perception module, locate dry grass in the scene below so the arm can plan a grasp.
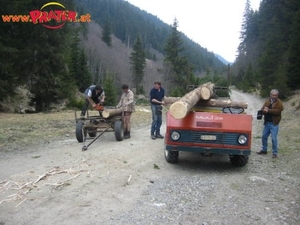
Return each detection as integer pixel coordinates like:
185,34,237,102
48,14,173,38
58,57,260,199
0,93,299,159
0,111,75,151
276,93,300,175
0,106,152,152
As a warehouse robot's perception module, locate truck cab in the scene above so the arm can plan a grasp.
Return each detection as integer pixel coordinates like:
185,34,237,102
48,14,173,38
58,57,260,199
164,106,252,166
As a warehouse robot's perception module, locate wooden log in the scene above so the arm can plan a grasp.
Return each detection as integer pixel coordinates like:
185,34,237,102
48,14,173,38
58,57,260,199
164,97,180,105
164,97,248,109
169,82,215,119
196,99,248,109
102,108,123,118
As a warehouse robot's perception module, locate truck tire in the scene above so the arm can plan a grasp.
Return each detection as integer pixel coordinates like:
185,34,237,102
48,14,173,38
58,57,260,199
230,155,249,167
114,120,123,141
165,149,179,163
76,121,86,143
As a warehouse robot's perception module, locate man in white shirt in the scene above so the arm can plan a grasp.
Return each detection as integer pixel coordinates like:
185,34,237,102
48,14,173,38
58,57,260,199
116,84,134,139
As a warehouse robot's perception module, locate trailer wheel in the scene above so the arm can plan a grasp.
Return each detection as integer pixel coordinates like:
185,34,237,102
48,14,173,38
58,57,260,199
165,149,179,163
230,155,249,167
114,120,123,141
88,129,97,137
88,120,98,137
76,121,86,143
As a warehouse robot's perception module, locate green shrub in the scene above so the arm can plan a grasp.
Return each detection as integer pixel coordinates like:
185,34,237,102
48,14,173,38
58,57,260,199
67,98,85,109
136,98,149,105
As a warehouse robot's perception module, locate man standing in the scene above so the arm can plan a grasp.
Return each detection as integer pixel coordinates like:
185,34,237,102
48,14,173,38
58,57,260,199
116,84,134,139
81,85,105,117
256,89,284,158
150,81,165,140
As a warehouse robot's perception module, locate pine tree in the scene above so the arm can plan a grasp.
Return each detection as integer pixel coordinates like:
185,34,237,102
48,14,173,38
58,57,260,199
103,72,117,106
286,0,300,89
164,18,193,96
0,0,32,100
130,35,146,95
102,21,112,47
69,32,92,92
78,49,93,91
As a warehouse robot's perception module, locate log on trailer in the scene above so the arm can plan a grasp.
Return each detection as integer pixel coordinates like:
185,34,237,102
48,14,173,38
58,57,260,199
169,82,215,119
102,108,123,118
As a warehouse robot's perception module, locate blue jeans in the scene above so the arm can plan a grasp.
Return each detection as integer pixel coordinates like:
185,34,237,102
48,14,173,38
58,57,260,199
151,104,162,135
262,122,279,154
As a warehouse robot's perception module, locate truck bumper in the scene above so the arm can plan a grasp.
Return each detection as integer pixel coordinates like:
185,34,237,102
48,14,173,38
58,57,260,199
165,145,251,156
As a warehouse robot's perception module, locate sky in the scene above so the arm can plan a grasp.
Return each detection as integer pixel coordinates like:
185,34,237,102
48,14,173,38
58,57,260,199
126,0,261,63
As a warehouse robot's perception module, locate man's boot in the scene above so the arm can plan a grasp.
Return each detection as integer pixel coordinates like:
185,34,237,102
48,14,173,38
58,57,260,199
80,111,85,118
124,130,129,139
124,131,131,139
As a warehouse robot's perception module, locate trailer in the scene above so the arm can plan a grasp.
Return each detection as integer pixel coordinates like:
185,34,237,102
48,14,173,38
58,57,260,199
74,107,123,151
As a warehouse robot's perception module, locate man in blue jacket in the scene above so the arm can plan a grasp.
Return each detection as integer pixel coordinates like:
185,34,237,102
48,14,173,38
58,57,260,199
150,81,165,139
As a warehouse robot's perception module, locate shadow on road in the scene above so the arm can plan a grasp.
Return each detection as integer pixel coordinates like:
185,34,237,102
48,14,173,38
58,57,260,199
165,151,248,174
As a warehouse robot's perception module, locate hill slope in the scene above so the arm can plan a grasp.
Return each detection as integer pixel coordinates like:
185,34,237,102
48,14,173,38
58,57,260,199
76,0,227,73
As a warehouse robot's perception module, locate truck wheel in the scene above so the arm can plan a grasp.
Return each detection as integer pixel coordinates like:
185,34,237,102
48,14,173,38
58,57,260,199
165,149,179,163
230,155,249,167
114,120,123,141
76,121,86,143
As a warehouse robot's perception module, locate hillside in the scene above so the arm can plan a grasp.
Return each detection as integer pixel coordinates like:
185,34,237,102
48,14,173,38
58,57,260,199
215,54,231,65
0,0,229,113
81,22,166,95
76,0,227,73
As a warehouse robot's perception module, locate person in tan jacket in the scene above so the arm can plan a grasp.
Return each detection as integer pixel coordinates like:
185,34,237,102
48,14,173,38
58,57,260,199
116,84,134,139
256,89,284,158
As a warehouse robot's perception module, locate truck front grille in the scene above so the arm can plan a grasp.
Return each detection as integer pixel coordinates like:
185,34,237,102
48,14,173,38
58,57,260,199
171,130,246,146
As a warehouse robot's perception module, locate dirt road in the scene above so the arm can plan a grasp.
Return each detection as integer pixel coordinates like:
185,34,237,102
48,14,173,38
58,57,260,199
0,90,299,225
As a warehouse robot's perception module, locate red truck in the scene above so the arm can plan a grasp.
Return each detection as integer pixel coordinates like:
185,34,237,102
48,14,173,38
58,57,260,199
164,106,252,166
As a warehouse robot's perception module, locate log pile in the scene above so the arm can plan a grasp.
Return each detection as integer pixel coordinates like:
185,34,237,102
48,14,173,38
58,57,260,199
169,82,215,119
166,83,248,119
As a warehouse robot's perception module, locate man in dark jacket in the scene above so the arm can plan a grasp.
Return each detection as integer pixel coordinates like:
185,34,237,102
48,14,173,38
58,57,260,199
150,81,165,139
256,89,284,158
81,85,105,117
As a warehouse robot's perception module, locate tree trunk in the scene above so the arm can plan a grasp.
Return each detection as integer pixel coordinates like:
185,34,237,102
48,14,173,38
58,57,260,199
164,97,248,109
102,108,123,118
169,82,215,119
196,99,248,109
164,97,180,105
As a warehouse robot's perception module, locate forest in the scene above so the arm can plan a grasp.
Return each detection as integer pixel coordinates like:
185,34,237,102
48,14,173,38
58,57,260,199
0,0,299,112
233,0,300,97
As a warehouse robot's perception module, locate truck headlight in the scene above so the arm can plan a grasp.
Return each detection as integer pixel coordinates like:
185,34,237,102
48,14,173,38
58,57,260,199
238,135,247,145
171,131,180,141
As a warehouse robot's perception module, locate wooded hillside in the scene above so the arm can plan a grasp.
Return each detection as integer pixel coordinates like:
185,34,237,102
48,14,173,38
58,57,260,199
1,0,299,112
232,0,300,98
0,0,227,112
